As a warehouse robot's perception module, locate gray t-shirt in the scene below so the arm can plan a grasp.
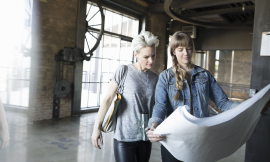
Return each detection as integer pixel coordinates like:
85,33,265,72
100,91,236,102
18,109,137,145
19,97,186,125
111,64,158,142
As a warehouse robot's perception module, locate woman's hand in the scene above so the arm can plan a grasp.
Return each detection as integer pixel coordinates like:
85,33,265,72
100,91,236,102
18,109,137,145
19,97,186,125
91,127,103,149
146,126,166,143
0,129,10,149
91,81,118,149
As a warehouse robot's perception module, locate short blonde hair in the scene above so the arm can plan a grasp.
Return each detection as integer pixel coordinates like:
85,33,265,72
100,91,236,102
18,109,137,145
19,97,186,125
131,31,159,54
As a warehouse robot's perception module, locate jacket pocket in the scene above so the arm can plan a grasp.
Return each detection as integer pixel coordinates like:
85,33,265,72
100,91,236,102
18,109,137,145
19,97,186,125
194,76,208,92
194,76,209,105
168,84,183,107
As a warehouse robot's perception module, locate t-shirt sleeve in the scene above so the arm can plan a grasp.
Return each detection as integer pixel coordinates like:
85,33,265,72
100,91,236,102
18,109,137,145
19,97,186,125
110,65,126,87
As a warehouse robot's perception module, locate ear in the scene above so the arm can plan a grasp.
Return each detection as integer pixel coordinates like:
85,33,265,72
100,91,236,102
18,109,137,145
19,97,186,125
134,52,138,58
172,49,176,55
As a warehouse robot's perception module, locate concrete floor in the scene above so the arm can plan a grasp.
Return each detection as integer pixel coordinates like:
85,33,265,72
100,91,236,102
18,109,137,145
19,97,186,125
0,111,245,162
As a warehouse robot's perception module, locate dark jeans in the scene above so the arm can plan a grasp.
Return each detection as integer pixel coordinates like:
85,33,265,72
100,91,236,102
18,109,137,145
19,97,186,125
114,139,152,162
161,144,183,162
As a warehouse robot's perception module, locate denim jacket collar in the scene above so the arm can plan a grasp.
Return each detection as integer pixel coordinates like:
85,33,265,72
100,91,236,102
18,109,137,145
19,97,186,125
168,65,206,78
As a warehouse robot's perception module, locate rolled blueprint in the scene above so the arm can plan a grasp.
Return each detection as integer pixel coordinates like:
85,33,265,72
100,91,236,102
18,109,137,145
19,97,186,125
154,84,270,162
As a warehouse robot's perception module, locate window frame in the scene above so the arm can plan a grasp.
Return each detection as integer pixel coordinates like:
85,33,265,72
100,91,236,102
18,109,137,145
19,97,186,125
81,3,140,112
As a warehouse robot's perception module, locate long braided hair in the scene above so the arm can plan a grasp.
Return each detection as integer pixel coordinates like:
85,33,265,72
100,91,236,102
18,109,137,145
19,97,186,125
169,31,195,100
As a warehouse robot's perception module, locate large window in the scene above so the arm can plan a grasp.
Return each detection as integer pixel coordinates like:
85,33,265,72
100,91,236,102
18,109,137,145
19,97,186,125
81,4,139,109
0,0,32,108
215,50,220,79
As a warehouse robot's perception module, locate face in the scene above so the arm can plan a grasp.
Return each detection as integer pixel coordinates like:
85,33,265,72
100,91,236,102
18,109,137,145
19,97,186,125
173,46,193,66
134,46,156,70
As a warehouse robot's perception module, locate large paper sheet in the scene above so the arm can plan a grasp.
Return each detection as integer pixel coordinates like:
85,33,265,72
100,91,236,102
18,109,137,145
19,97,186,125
154,84,270,162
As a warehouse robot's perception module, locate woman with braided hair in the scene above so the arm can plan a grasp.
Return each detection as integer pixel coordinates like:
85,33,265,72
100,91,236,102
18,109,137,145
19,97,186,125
146,31,241,162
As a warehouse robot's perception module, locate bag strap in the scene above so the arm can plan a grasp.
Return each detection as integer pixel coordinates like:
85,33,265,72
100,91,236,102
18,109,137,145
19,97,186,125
117,65,128,94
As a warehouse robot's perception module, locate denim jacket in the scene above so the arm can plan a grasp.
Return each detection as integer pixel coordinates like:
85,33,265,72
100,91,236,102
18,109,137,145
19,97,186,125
148,65,240,128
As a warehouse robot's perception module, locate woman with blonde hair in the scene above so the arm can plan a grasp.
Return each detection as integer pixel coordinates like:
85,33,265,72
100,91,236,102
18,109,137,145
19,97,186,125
92,31,159,162
146,31,241,162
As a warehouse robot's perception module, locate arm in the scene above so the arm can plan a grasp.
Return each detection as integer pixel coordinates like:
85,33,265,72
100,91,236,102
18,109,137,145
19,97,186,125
207,71,240,111
91,81,118,149
0,98,10,149
148,74,169,128
147,73,169,142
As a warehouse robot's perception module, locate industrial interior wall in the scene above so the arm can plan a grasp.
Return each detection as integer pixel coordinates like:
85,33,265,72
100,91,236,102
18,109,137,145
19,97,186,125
29,0,78,121
216,50,232,83
205,50,252,85
149,13,167,74
231,50,252,100
28,0,166,121
232,50,252,85
208,50,252,100
207,51,215,75
193,28,253,50
168,20,253,50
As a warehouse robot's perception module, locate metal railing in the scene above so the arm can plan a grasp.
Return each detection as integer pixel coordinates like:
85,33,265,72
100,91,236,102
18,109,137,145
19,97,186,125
208,82,250,115
218,82,250,100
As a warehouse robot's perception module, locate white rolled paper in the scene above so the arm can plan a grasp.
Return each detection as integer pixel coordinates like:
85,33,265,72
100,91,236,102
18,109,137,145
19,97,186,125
154,84,270,162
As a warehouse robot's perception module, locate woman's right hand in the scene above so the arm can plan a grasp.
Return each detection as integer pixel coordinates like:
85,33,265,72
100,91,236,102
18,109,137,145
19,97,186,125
91,81,118,149
91,127,103,149
146,127,166,142
146,122,166,142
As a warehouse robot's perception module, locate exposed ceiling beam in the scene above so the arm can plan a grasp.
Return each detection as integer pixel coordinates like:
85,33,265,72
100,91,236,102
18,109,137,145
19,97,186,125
182,6,254,17
140,0,157,4
149,3,164,13
164,0,253,29
179,0,250,10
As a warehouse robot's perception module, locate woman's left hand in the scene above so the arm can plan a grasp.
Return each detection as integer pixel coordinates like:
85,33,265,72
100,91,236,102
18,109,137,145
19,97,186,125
146,127,166,143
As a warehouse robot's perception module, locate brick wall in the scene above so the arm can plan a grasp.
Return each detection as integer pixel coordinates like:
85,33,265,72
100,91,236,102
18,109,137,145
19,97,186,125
149,13,167,75
232,50,252,85
29,0,78,121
